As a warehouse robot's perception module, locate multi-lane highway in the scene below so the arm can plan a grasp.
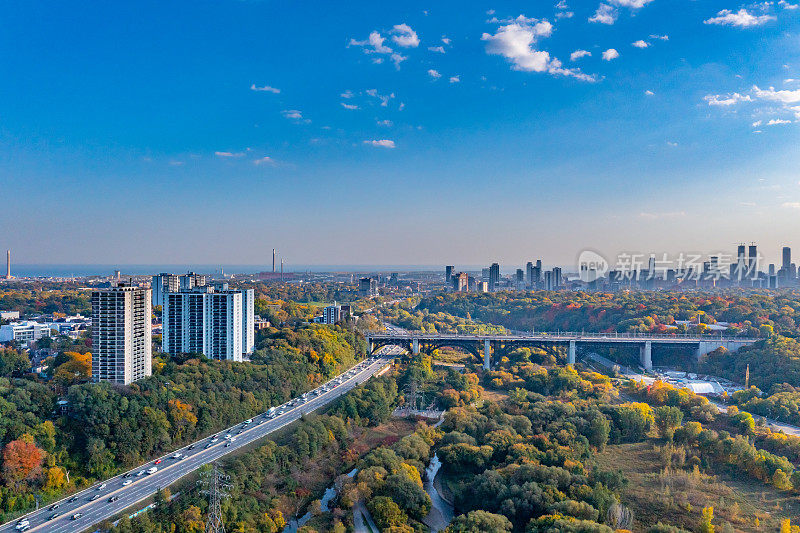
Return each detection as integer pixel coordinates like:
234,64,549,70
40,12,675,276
2,347,402,533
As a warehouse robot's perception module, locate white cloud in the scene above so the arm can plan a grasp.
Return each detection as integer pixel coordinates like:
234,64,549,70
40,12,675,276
441,37,451,45
449,75,460,83
341,102,359,110
645,90,654,96
391,23,419,48
428,69,442,79
650,34,669,40
767,118,792,125
341,90,354,98
782,202,800,208
366,89,395,107
753,85,800,103
481,18,596,81
349,31,393,53
390,53,407,68
215,151,244,157
253,156,275,166
282,110,309,123
704,9,775,27
364,139,396,148
377,119,393,127
602,48,620,61
589,3,617,24
703,92,752,106
610,0,653,7
632,40,650,48
752,120,763,127
428,46,446,53
250,84,280,94
570,49,591,61
779,0,799,9
556,11,574,19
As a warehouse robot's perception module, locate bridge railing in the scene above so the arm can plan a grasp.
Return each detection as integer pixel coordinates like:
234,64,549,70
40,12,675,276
366,330,759,342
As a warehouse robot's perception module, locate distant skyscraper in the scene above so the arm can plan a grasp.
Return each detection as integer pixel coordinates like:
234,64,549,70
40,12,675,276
748,244,758,278
5,250,10,279
783,247,791,271
445,266,454,285
359,277,378,297
526,262,534,287
452,272,469,292
92,284,152,385
552,267,562,290
543,270,553,291
151,273,180,307
489,263,500,291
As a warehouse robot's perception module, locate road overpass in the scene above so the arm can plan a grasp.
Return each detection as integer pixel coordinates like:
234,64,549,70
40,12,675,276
365,331,758,370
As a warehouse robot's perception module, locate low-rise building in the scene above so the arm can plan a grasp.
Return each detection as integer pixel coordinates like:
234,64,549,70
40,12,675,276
0,321,52,343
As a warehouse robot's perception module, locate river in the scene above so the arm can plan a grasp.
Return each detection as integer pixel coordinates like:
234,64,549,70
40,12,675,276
422,453,454,532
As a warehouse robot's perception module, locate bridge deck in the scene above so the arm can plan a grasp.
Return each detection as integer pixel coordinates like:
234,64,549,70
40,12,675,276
366,332,758,344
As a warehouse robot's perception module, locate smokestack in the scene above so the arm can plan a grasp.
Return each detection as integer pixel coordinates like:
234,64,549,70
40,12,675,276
280,259,284,281
5,250,9,279
272,248,276,273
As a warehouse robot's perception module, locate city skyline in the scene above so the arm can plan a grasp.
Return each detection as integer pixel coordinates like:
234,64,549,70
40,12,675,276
2,1,800,265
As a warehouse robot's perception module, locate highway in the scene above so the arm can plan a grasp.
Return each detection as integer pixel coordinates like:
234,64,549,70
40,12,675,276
1,346,402,533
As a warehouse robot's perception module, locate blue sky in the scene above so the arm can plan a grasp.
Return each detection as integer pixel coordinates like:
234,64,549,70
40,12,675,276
2,0,800,269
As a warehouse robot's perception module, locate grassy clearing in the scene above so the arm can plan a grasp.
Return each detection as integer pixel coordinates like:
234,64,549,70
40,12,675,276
591,441,800,531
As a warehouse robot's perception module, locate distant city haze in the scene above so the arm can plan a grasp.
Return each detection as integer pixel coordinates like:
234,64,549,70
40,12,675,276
1,2,798,267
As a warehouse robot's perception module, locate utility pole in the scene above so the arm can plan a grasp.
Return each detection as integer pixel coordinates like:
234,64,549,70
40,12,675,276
199,463,231,533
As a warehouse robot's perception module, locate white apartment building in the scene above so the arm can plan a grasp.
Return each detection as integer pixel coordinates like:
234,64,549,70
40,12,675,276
162,285,254,361
0,321,52,343
151,273,179,307
92,285,152,385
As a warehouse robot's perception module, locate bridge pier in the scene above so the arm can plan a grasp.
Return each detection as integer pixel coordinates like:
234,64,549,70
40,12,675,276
412,338,420,355
640,341,652,371
484,339,491,370
568,340,576,366
369,340,374,354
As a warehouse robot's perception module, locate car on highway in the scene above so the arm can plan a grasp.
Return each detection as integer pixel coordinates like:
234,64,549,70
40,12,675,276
122,479,133,486
225,441,231,447
97,483,106,490
49,503,59,511
211,437,219,443
244,418,253,425
136,470,145,476
154,459,162,465
108,495,119,503
68,496,79,503
147,466,158,475
14,519,30,531
224,434,232,440
48,513,59,521
171,452,183,459
188,444,196,450
71,513,83,520
205,443,212,449
89,494,100,501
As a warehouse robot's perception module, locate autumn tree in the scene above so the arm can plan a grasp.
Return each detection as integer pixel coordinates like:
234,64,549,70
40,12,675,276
2,439,44,486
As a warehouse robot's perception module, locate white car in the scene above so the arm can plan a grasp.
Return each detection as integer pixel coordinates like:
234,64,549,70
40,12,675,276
15,520,30,531
172,452,183,459
244,418,253,425
97,483,106,490
224,434,232,440
147,467,158,475
122,480,133,486
136,470,145,477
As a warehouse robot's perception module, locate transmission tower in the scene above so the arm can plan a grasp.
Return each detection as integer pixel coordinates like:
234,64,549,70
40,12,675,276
198,463,231,533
